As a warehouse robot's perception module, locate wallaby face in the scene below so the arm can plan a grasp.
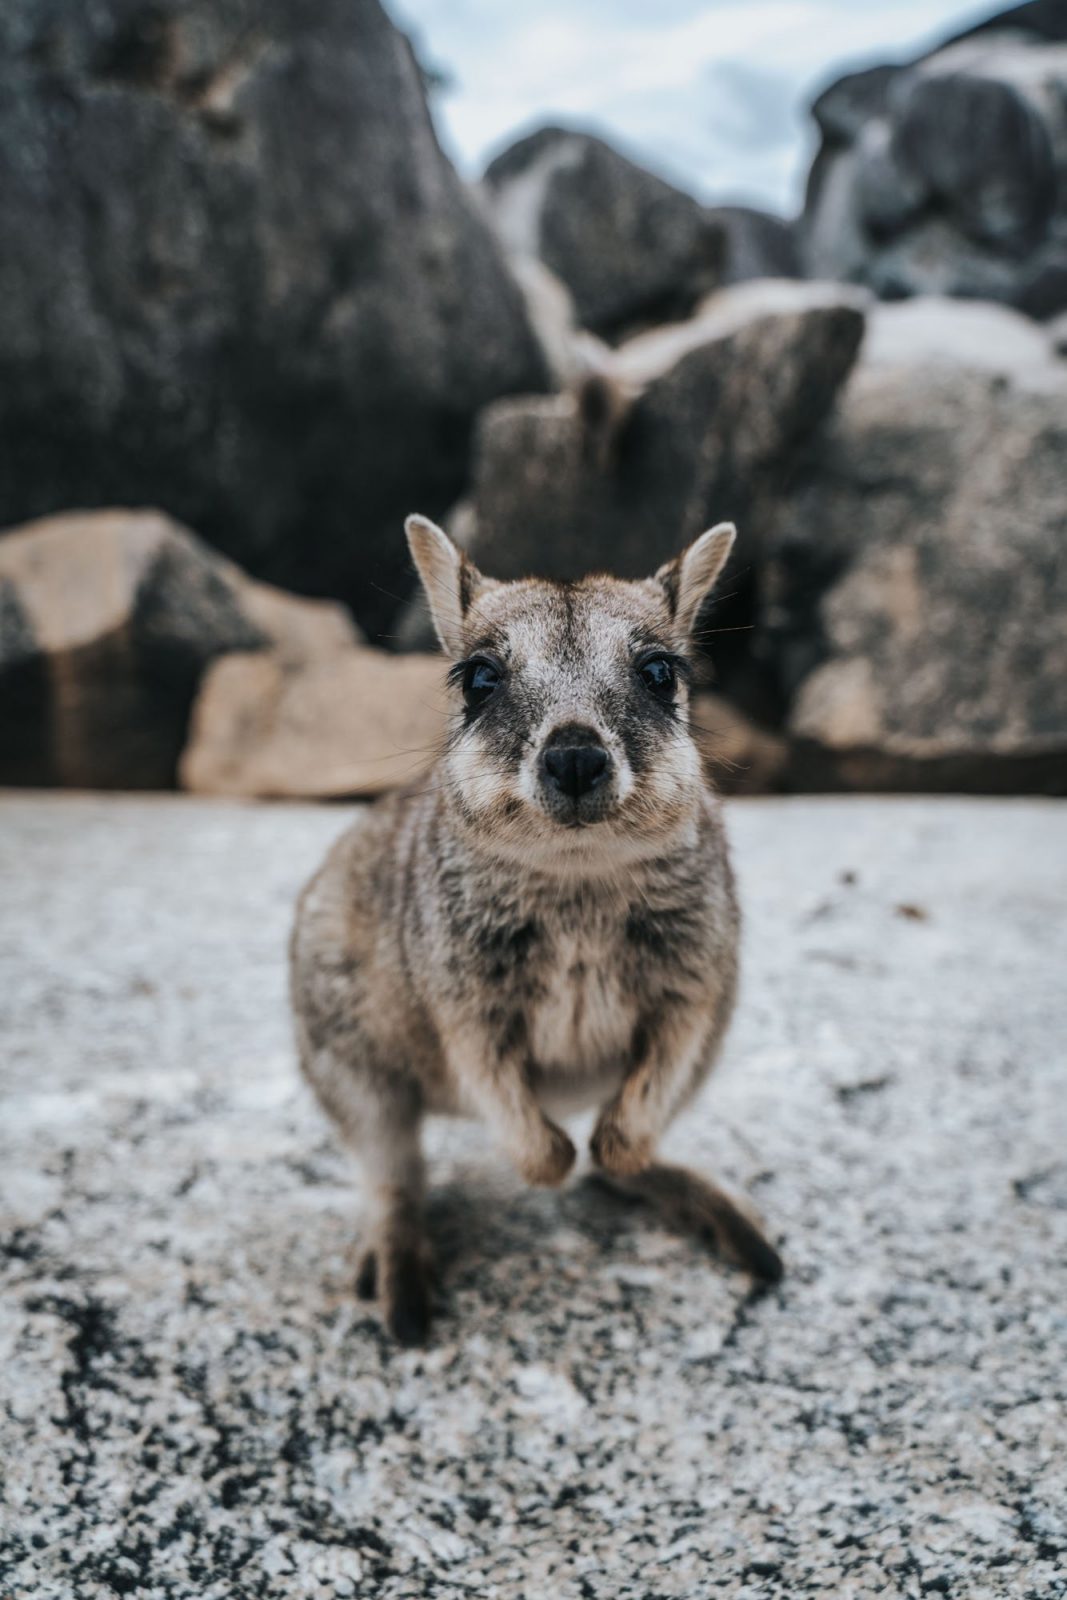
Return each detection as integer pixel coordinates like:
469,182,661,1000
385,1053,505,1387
290,515,781,1348
407,513,736,870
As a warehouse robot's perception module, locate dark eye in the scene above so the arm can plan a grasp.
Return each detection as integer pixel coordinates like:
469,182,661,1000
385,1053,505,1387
462,658,502,709
638,655,676,700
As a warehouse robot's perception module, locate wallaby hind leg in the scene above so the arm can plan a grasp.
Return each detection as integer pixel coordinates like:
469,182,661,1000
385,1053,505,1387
351,1122,432,1347
596,1162,783,1285
302,1044,433,1345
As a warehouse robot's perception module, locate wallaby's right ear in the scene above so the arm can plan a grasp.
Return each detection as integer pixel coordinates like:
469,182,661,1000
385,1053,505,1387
405,514,484,657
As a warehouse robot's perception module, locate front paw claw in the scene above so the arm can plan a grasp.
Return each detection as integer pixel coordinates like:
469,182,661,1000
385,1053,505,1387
590,1115,652,1176
520,1120,576,1187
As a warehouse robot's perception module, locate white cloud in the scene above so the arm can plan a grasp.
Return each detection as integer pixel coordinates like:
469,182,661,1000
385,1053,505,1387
390,0,1007,212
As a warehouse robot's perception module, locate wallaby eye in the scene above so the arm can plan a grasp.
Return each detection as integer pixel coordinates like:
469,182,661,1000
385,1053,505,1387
638,654,676,700
462,658,502,709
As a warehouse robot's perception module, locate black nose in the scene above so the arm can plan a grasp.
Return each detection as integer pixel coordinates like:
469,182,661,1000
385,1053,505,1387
542,740,610,799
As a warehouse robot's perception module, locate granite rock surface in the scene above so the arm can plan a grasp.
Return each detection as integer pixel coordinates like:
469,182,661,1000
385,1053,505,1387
1,793,1065,1598
759,364,1067,792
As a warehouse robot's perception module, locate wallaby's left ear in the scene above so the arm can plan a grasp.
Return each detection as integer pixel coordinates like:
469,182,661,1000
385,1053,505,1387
655,522,736,643
405,514,484,658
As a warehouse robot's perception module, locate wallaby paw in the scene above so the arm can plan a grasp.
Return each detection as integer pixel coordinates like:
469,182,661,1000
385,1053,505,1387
520,1119,576,1187
590,1113,652,1177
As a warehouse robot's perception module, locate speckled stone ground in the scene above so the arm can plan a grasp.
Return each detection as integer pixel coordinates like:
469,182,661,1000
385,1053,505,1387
1,793,1065,1600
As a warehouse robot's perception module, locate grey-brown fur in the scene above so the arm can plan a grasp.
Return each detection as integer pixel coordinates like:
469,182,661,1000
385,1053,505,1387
290,515,782,1344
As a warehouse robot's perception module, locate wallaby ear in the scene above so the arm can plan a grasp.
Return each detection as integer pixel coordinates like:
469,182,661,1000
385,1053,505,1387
655,522,736,643
405,514,483,657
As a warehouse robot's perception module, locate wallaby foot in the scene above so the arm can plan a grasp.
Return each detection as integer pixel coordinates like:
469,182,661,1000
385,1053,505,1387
323,1092,432,1345
596,1161,783,1284
381,1241,433,1347
355,1248,378,1301
355,1230,434,1346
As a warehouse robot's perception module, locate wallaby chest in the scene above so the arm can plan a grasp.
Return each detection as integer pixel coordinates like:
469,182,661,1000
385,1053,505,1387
526,919,638,1074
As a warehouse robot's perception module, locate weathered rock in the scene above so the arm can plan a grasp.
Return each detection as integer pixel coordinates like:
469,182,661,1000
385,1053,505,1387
760,365,1067,791
483,127,799,342
506,255,612,387
862,295,1060,371
691,693,788,795
1048,309,1067,354
891,48,1057,250
483,125,726,339
944,0,1067,48
812,62,903,144
238,577,359,665
181,647,447,798
801,7,1067,318
443,282,865,707
0,509,358,788
706,205,800,285
463,280,867,581
0,0,548,637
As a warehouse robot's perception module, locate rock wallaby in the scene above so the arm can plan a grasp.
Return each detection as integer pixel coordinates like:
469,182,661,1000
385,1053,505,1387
290,515,782,1344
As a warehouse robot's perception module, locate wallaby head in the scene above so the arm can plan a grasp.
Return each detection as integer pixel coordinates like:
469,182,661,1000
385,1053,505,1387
405,514,736,870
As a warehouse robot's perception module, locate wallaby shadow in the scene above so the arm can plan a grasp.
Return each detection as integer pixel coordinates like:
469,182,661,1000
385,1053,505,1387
421,1165,782,1319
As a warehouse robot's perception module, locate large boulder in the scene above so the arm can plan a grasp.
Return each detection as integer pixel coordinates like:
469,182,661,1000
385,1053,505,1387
0,509,358,788
759,365,1067,791
483,127,798,342
0,0,548,637
709,205,800,286
463,282,865,578
483,126,727,339
801,5,1067,318
397,282,865,719
180,648,447,798
420,283,865,706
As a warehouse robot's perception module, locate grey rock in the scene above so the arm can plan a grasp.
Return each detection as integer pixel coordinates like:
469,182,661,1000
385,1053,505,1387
1,792,1065,1597
0,508,358,788
760,365,1067,790
705,204,800,285
801,13,1067,318
453,281,865,705
811,62,904,145
853,119,929,238
1048,308,1067,353
891,49,1057,250
862,214,1067,313
862,294,1059,370
943,0,1067,48
462,280,866,581
484,128,800,344
803,141,875,284
483,125,726,338
505,254,614,387
0,0,548,637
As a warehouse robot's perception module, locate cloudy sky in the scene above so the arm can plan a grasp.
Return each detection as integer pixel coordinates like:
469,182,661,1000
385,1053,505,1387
388,0,1005,215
